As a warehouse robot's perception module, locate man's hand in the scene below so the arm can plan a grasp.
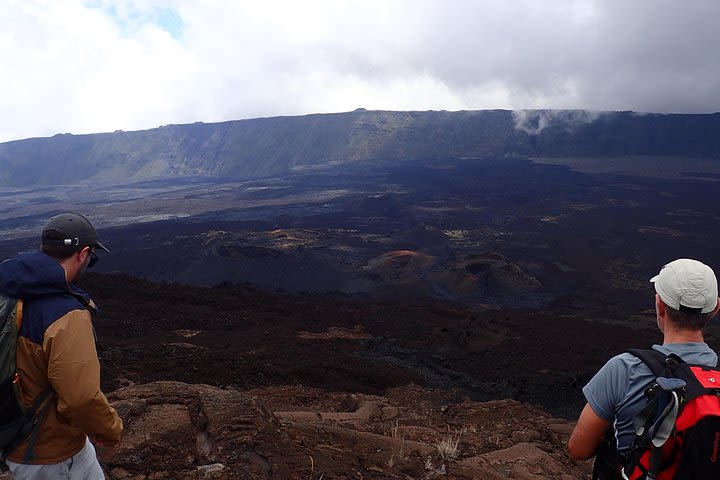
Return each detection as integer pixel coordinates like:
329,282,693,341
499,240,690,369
91,435,121,462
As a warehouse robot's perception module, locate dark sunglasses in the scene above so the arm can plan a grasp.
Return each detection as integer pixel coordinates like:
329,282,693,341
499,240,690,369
87,249,99,268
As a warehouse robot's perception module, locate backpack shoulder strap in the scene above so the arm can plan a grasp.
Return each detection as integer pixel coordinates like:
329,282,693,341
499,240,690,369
626,348,680,377
0,297,53,463
0,295,17,328
15,299,22,331
627,348,716,402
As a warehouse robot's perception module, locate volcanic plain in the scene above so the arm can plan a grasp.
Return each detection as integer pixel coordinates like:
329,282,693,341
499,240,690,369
3,156,720,478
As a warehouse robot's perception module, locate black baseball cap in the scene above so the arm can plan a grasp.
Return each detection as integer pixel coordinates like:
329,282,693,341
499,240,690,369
41,213,110,252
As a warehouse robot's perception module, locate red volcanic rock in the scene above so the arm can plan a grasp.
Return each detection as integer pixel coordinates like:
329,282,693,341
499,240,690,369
438,252,542,296
360,249,541,302
363,250,435,274
98,382,591,480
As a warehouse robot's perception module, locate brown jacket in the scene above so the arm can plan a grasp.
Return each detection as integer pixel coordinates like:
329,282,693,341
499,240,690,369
9,304,123,464
0,252,122,464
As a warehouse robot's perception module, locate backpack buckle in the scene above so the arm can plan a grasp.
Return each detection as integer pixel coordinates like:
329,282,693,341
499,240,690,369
656,377,686,393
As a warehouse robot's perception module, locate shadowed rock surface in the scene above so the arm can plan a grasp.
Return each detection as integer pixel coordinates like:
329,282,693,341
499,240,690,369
101,381,589,480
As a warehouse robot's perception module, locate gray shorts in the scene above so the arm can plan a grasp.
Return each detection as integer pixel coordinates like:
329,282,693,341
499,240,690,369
6,437,105,480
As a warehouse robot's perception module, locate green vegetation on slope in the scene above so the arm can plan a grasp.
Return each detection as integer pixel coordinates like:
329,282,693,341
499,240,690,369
1,109,718,186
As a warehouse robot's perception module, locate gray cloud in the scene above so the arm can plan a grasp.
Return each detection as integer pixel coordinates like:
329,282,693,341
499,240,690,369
1,0,719,142
512,110,603,135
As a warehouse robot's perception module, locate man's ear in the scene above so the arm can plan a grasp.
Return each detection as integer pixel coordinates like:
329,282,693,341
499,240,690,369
655,294,665,314
656,294,666,332
712,297,720,318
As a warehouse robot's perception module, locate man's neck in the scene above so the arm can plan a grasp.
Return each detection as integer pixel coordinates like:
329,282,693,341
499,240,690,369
55,256,76,284
663,329,705,344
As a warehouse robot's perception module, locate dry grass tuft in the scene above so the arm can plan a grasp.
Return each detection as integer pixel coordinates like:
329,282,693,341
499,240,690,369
436,428,463,460
386,419,407,467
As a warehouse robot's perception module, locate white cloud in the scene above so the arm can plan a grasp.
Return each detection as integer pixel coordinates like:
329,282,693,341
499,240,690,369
1,0,719,142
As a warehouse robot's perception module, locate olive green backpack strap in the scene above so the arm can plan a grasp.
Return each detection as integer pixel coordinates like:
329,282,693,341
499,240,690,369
0,298,54,462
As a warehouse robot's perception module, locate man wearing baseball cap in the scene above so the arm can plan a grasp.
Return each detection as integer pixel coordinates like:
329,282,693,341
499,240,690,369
567,258,720,478
0,213,122,479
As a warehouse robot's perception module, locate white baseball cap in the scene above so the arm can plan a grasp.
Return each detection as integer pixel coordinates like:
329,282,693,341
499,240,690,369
650,259,718,314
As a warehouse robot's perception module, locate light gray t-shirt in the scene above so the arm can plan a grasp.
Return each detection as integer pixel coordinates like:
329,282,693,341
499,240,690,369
582,342,718,454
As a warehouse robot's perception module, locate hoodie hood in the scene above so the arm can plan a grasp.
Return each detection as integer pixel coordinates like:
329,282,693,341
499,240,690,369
0,251,91,305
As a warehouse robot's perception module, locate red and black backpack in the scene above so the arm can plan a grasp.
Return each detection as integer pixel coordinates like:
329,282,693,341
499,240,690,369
621,348,720,479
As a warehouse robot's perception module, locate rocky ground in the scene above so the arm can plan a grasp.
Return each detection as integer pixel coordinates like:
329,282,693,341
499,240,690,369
101,381,589,479
2,381,590,480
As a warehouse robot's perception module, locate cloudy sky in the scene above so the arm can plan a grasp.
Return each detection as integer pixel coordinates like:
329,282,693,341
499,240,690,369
1,0,718,142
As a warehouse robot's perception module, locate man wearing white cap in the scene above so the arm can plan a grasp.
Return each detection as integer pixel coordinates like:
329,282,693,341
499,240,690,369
567,259,720,478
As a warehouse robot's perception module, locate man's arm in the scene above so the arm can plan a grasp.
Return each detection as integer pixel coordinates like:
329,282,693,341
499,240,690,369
568,402,611,460
43,309,123,444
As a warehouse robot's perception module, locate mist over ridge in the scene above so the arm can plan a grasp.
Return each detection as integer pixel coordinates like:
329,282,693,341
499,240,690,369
1,109,719,187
